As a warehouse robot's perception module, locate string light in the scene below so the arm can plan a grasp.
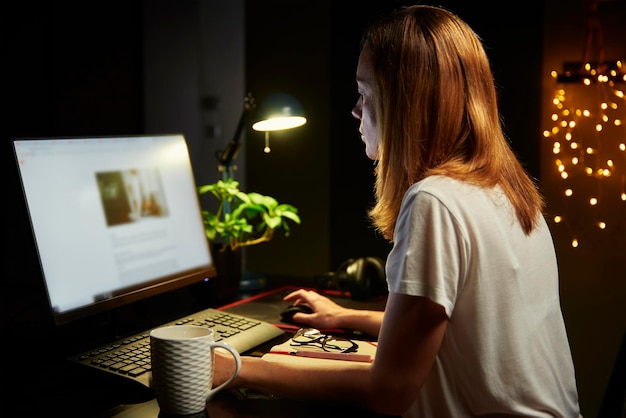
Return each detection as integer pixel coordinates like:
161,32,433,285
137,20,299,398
543,60,626,248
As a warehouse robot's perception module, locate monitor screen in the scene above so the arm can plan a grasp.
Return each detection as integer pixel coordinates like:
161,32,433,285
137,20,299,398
12,134,216,325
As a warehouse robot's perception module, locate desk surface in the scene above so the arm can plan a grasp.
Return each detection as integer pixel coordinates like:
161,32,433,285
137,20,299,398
220,285,387,326
110,392,396,418
108,285,390,418
3,285,388,418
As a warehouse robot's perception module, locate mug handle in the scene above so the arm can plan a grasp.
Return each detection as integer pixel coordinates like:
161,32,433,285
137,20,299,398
207,342,242,397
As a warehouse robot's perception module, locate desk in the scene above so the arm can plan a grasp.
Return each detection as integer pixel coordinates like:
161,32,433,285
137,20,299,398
105,286,391,418
108,392,396,418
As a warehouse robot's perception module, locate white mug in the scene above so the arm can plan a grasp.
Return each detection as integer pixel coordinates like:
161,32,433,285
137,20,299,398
150,325,241,415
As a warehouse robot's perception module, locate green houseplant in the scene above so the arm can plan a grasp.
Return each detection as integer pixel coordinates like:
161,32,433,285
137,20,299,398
197,177,301,252
196,177,301,301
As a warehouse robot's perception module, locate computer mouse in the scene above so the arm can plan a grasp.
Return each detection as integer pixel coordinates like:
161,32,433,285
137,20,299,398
280,303,314,324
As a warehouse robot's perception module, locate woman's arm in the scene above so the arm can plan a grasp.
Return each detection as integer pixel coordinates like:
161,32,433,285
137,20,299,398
213,292,447,416
283,288,384,337
367,292,448,414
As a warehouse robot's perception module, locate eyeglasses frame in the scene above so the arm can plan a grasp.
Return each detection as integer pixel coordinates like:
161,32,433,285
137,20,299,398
290,328,358,354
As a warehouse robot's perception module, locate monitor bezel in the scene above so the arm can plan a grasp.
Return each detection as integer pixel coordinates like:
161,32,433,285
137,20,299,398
11,134,218,326
51,265,216,325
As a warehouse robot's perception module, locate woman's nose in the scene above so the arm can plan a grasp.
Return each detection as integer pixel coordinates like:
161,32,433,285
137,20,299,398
351,104,361,120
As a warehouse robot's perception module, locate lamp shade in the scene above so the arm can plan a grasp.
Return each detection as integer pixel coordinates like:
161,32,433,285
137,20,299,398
251,93,307,132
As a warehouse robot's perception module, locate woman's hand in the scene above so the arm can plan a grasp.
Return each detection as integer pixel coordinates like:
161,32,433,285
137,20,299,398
283,289,351,330
284,288,385,337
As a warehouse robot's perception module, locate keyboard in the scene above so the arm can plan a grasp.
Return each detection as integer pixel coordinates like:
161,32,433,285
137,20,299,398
69,307,285,388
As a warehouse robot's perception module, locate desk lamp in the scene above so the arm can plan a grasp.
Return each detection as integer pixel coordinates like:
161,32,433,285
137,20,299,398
217,92,306,180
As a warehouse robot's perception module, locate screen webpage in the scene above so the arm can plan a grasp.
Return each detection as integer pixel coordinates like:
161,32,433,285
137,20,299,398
13,135,212,316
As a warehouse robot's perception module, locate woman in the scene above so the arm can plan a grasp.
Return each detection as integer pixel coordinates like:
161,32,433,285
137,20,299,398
215,5,582,417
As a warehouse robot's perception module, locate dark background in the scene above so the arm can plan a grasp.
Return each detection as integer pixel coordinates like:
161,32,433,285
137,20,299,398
3,0,543,283
4,1,624,417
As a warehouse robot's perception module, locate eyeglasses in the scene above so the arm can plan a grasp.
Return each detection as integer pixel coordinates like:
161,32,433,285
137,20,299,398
290,328,358,353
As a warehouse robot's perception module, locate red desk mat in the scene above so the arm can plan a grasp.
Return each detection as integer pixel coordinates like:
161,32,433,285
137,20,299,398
217,285,386,331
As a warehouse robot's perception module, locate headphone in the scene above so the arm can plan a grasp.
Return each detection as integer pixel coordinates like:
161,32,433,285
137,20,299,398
321,257,387,301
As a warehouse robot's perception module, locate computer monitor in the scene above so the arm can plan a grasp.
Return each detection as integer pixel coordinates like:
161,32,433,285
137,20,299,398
11,134,216,326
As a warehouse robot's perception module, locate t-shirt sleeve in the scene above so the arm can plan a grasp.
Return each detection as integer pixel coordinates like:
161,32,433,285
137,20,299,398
386,187,469,318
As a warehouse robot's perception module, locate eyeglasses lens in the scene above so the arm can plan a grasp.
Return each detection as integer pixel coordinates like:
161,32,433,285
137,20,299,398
322,336,357,353
291,328,357,353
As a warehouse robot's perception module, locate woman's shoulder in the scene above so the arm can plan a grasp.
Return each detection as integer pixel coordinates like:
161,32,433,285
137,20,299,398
405,175,501,215
409,175,480,197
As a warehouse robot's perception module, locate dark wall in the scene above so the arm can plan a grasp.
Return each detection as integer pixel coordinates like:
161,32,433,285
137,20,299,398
244,1,333,278
3,0,144,325
4,1,143,139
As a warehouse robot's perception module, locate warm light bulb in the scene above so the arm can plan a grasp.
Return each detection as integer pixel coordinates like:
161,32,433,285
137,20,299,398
252,116,307,131
545,65,626,247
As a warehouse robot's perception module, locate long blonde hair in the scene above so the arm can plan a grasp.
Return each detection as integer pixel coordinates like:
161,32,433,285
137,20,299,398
365,5,544,241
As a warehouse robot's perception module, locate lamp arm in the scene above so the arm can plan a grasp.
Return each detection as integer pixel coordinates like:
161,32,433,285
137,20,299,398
217,93,256,172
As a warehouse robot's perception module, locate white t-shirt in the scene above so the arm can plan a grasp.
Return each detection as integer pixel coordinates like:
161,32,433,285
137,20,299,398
386,176,582,418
